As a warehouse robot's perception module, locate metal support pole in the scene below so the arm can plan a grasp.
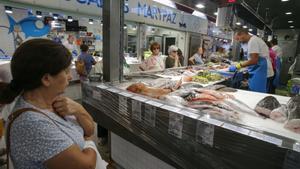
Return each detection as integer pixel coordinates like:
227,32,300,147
103,0,124,82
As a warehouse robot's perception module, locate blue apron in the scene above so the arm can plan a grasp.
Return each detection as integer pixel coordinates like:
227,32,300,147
247,56,268,93
273,57,281,87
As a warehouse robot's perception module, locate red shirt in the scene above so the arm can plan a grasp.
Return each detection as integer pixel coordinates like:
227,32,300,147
269,49,276,70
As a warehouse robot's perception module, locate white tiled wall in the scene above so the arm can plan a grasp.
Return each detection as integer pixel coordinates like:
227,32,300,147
111,133,176,169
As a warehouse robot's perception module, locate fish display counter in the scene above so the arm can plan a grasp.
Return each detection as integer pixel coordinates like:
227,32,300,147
82,69,300,169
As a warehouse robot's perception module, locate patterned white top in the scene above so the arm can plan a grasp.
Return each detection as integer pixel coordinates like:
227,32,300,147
8,97,85,169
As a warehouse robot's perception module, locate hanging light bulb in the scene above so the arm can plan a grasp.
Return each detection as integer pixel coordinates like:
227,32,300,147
36,11,42,18
67,16,73,22
5,6,13,14
89,19,94,25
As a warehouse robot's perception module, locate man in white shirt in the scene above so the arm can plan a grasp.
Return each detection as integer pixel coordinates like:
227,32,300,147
230,28,274,93
270,39,283,60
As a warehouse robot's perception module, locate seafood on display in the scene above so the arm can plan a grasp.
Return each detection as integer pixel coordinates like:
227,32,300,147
284,95,300,133
254,96,281,117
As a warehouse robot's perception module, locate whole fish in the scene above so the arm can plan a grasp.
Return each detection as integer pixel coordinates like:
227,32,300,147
224,98,260,117
270,105,288,123
255,96,281,117
284,96,300,133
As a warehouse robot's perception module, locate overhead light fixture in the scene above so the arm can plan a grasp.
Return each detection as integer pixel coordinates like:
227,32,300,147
288,20,294,23
243,25,248,28
100,20,103,26
290,26,295,28
67,16,73,22
214,12,218,16
192,10,206,19
36,11,42,18
285,12,292,15
249,28,253,32
88,19,93,25
53,14,58,20
196,3,205,9
132,25,137,30
124,24,127,29
5,6,13,14
236,22,241,25
281,0,289,2
152,0,176,8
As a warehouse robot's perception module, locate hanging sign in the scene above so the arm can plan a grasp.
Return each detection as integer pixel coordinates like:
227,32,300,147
10,0,208,34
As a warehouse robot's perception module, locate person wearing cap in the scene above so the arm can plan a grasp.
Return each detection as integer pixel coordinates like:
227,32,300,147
165,45,181,69
230,28,274,93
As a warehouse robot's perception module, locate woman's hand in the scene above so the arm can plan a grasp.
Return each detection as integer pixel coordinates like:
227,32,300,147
52,96,84,117
53,96,95,137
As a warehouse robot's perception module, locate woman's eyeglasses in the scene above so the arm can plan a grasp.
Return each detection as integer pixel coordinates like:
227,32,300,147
153,48,160,50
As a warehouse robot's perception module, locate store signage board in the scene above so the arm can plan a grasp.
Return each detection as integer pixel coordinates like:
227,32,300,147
10,0,208,34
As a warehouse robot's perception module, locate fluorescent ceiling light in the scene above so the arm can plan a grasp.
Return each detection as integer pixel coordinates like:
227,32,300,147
124,24,127,29
196,4,205,9
5,6,13,14
53,14,58,20
285,12,292,15
36,11,42,18
243,25,247,28
281,0,289,2
288,20,293,23
152,0,176,8
248,28,253,32
290,26,294,28
67,16,73,22
236,22,241,25
214,12,218,16
88,19,93,25
192,10,207,19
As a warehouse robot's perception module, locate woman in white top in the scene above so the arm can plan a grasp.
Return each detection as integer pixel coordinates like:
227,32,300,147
140,42,165,71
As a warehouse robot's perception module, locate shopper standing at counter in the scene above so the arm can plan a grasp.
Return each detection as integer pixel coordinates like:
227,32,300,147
140,42,165,71
165,45,181,68
270,39,283,61
231,28,274,93
0,39,98,169
77,44,96,81
63,35,78,58
189,47,205,65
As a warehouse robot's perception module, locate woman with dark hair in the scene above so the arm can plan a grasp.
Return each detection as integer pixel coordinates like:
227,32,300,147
0,39,97,169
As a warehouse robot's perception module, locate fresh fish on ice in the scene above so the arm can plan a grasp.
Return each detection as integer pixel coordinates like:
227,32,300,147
287,95,300,120
163,95,187,106
181,83,203,89
190,104,240,121
254,96,281,117
195,88,234,100
204,85,237,92
270,105,288,123
223,99,260,117
284,96,300,133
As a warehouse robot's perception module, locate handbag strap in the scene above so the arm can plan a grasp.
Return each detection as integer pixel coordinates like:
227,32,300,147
6,108,60,169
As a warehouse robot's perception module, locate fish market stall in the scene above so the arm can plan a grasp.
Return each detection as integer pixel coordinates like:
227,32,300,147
82,68,300,169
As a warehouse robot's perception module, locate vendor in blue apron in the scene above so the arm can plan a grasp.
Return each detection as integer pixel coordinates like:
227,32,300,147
230,28,274,93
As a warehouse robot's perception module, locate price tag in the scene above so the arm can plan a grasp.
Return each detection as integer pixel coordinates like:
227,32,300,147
132,100,142,121
92,90,102,101
144,104,156,127
196,121,214,147
119,96,128,115
168,113,184,139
